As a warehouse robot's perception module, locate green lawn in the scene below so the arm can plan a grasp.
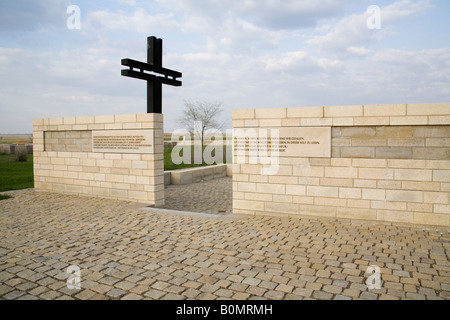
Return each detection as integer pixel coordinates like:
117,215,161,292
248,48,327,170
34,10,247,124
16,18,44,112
164,146,227,171
0,153,34,192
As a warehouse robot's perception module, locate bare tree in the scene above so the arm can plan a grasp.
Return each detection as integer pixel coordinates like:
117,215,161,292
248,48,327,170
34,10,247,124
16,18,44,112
177,100,225,163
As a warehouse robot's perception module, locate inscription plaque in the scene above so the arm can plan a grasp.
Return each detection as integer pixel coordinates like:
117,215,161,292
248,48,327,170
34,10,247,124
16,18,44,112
234,127,331,158
92,130,154,154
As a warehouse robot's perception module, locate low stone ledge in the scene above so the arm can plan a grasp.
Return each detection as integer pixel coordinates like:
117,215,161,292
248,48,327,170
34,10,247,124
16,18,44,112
165,164,232,186
0,144,33,154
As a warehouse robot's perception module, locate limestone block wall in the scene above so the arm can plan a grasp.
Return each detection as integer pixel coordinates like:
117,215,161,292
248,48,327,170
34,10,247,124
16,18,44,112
33,114,164,206
232,103,450,227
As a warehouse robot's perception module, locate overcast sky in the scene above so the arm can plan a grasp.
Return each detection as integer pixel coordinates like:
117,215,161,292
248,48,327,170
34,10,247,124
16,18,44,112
0,0,449,133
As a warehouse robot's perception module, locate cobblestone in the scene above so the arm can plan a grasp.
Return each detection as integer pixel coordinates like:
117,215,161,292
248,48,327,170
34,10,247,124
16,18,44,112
0,185,449,300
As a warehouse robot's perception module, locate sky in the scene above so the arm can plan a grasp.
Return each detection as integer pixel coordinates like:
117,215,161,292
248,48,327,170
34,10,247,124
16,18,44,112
0,0,449,134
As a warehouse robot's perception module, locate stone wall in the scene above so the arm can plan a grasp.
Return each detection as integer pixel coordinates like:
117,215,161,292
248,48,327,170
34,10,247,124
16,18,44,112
232,103,450,226
33,114,164,205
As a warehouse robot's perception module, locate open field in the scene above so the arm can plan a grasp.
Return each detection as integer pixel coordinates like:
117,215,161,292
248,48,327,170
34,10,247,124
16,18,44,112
0,134,33,145
0,153,34,192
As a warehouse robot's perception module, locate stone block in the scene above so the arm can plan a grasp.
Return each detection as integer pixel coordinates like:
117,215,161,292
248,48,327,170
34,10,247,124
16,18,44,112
377,210,413,224
424,192,449,204
301,118,333,126
352,138,387,147
238,182,257,192
359,168,394,180
364,104,406,116
294,165,324,177
49,118,64,125
347,199,371,209
434,205,450,214
362,189,386,201
324,105,363,117
413,148,450,160
234,199,264,211
75,116,94,124
325,167,358,179
259,119,282,127
341,147,375,158
407,203,433,213
388,138,424,147
245,192,273,201
339,188,361,199
387,159,426,168
407,103,450,116
256,183,285,194
63,117,76,125
433,170,450,182
319,178,353,187
394,169,432,181
314,197,347,207
414,126,450,138
244,120,259,127
268,175,298,184
286,185,306,196
386,190,423,203
390,116,428,126
255,108,286,119
332,138,352,147
426,138,450,147
428,115,450,125
336,207,377,221
307,186,338,198
340,127,376,138
265,202,298,214
354,117,390,126
413,212,449,226
352,159,387,168
375,147,412,159
115,114,137,123
232,119,244,128
282,119,301,127
287,107,323,118
298,204,336,218
402,181,441,192
333,118,354,126
233,109,255,120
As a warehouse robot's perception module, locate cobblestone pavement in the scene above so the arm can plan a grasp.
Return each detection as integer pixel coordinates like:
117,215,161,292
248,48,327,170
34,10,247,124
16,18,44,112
161,177,232,215
0,185,449,300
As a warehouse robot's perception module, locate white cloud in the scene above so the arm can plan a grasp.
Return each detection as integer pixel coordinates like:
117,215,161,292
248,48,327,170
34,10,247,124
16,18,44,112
264,51,342,75
308,0,432,55
159,0,345,30
346,46,371,56
116,0,137,6
0,0,68,32
84,8,179,33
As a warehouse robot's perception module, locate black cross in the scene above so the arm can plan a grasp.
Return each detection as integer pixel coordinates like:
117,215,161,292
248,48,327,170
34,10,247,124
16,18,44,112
121,36,182,114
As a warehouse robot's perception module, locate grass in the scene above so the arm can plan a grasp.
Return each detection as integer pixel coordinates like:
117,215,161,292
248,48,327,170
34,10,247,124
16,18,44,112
0,153,34,192
164,146,228,171
0,194,12,200
0,139,32,145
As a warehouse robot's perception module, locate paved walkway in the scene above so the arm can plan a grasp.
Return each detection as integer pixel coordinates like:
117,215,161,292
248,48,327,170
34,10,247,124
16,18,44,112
161,177,232,215
0,181,449,300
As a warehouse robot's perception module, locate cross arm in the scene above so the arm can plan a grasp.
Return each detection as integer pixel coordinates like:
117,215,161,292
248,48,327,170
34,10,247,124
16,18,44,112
121,69,182,86
121,58,182,79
